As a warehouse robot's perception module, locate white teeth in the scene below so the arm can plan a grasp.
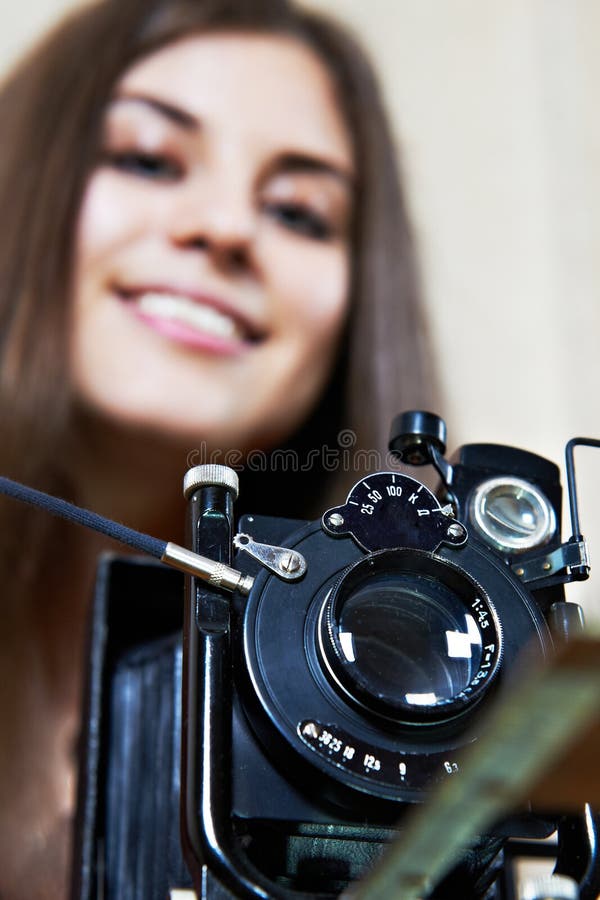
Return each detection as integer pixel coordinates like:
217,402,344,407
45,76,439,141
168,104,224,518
136,292,242,339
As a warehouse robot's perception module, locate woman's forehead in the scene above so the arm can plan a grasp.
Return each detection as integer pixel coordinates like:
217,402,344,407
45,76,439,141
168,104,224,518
115,32,354,171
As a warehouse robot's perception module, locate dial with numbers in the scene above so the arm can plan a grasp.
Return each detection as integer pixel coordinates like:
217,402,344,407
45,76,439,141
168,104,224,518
322,472,467,553
298,719,464,791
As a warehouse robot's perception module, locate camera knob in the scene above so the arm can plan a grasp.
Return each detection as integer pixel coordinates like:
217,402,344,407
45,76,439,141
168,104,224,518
389,410,447,466
183,464,239,500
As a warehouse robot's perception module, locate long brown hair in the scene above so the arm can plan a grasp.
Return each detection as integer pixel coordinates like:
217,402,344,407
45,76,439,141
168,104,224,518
0,0,437,590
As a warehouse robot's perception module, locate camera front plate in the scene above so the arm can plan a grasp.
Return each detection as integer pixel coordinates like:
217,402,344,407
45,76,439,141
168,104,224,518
238,519,553,810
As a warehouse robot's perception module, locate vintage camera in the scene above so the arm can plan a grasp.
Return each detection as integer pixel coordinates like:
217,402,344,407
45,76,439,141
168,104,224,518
73,412,598,900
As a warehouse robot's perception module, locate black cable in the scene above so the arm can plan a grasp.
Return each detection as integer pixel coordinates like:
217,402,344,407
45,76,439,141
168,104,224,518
0,476,166,559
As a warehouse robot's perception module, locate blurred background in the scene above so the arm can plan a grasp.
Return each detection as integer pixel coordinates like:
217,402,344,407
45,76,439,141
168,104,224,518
2,0,599,622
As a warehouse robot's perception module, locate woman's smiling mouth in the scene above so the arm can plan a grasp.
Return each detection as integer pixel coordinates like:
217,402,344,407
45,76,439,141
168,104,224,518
116,285,264,354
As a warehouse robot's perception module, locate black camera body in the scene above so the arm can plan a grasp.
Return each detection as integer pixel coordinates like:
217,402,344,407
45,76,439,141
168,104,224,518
232,442,561,800
73,414,594,900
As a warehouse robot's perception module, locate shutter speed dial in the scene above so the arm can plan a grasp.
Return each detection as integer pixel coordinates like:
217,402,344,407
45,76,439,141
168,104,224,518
322,472,467,553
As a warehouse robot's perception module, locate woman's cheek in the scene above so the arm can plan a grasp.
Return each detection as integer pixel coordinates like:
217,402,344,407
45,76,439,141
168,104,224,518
75,173,147,268
270,239,350,332
77,175,118,261
313,248,350,327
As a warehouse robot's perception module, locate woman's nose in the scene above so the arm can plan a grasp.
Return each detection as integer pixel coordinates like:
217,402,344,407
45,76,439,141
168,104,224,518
169,174,257,273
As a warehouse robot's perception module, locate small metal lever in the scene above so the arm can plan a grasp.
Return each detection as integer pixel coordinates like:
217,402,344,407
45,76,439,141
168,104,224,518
233,533,307,581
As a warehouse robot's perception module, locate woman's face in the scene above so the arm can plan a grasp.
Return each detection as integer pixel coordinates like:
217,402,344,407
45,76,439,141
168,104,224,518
71,33,354,452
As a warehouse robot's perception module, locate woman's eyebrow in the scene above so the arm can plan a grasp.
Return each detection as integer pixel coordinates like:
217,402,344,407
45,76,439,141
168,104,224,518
273,153,355,187
109,92,199,130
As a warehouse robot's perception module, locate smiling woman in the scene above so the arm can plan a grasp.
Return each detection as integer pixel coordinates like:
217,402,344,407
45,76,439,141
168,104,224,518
0,1,435,897
72,34,353,451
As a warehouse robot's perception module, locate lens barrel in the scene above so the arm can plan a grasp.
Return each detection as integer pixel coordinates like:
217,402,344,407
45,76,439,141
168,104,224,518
319,550,503,724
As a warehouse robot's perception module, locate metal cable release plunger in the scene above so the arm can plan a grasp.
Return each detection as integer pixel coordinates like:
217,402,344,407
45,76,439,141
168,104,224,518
162,464,253,595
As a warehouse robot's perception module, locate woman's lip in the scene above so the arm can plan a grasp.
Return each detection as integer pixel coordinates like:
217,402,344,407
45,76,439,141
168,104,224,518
131,306,249,356
116,283,266,341
114,284,264,355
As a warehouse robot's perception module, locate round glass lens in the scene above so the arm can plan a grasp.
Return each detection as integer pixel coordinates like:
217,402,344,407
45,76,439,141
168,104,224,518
332,572,483,711
485,492,538,537
470,477,556,552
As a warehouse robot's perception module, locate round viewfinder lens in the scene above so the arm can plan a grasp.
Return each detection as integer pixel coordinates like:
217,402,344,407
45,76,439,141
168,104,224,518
470,477,556,553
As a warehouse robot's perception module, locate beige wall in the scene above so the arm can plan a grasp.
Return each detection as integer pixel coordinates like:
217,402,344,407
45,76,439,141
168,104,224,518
0,0,77,70
2,1,600,623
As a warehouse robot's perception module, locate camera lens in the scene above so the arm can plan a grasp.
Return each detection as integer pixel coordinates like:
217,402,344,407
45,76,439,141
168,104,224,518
336,574,481,703
319,550,502,723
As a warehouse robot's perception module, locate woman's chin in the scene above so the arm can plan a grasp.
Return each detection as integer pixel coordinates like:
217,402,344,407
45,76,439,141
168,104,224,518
70,376,321,462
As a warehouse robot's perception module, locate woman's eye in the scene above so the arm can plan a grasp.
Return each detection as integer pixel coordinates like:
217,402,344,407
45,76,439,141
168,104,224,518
103,150,182,181
265,202,333,241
